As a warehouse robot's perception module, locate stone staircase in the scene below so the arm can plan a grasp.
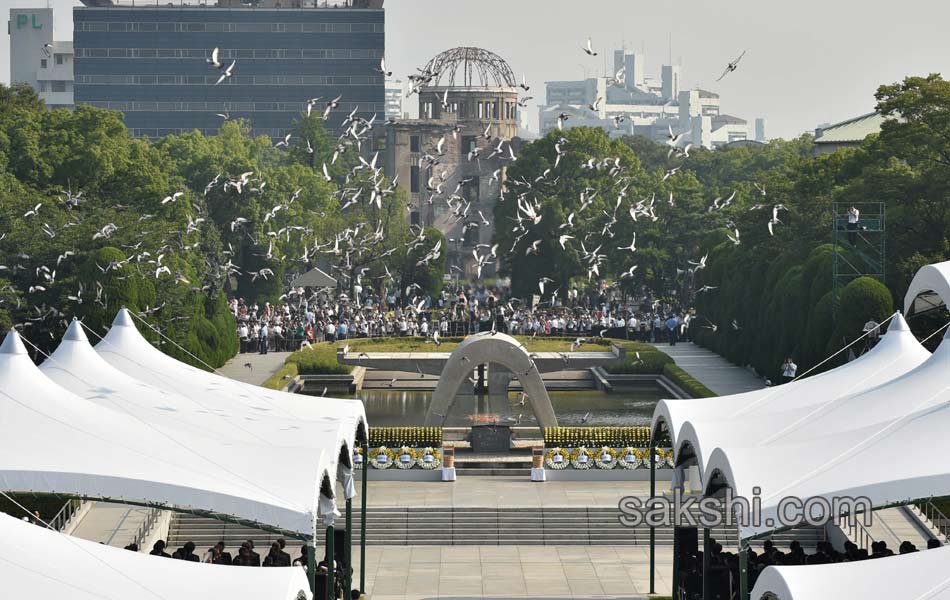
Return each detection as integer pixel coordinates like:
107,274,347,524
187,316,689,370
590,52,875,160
166,507,823,555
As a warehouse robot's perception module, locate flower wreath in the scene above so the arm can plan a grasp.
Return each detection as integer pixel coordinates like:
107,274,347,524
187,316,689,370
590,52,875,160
417,447,442,470
368,446,395,469
353,447,364,470
618,446,641,469
594,446,617,469
395,445,417,469
570,446,593,469
545,447,570,469
661,448,675,468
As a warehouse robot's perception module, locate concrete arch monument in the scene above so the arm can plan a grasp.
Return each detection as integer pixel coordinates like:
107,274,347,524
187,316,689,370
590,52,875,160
424,332,558,430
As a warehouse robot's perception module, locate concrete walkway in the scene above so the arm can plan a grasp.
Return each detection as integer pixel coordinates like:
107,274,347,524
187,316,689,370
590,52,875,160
69,502,153,548
217,351,290,385
356,545,668,599
660,341,767,396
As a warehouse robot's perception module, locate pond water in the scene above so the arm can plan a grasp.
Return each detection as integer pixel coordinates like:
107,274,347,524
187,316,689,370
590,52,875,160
340,386,664,427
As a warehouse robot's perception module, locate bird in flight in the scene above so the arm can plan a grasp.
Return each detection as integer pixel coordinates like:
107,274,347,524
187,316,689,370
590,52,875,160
215,60,235,85
716,50,747,82
582,37,598,56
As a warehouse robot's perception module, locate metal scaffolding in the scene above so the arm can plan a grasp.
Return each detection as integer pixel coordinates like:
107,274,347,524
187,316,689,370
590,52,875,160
832,202,886,316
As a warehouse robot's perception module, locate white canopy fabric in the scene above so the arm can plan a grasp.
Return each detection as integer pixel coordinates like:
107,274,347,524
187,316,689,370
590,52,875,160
94,309,366,502
0,330,329,537
905,260,950,317
705,327,950,539
42,319,358,503
674,314,929,481
0,512,312,600
751,545,950,600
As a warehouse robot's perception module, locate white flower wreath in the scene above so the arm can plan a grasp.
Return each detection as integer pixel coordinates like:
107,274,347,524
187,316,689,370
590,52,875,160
395,445,417,469
618,446,641,469
417,447,442,470
369,446,394,469
594,446,617,469
545,447,570,469
353,449,363,470
570,446,593,469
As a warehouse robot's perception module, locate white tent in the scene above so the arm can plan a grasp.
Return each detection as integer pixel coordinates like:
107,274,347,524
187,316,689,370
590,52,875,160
42,320,359,504
0,330,331,537
704,328,950,539
905,260,950,317
0,512,312,600
674,314,929,480
751,544,950,600
93,310,367,487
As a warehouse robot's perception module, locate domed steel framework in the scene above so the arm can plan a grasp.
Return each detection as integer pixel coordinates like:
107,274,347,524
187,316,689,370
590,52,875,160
422,47,516,88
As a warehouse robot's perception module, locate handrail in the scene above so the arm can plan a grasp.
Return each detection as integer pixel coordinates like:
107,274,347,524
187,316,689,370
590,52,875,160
917,501,950,542
844,515,875,550
132,506,164,549
49,499,83,532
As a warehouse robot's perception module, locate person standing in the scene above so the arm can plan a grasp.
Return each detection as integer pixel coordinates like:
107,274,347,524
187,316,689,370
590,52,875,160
258,322,269,355
665,314,679,346
781,357,797,384
847,205,860,245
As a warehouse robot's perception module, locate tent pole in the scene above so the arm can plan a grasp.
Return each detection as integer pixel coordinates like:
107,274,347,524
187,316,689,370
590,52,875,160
702,526,711,600
739,538,749,600
360,441,368,593
671,527,680,600
307,539,317,595
326,524,335,600
345,497,353,595
649,438,656,595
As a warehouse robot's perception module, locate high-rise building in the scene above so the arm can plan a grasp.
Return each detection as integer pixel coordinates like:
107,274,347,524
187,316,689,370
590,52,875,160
72,0,385,139
8,8,74,109
539,47,755,149
384,78,404,120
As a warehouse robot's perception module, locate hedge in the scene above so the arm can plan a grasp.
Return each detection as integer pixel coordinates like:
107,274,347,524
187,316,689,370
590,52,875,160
663,364,717,398
285,343,353,375
262,362,298,390
606,350,674,374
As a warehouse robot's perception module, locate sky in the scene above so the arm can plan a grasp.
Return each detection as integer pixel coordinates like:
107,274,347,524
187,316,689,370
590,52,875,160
3,0,949,139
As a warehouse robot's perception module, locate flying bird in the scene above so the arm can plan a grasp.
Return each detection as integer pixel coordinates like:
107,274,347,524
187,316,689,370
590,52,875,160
716,50,747,82
582,37,598,56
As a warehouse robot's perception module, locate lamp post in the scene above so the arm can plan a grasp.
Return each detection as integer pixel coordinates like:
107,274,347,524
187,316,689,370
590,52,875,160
649,437,656,595
360,441,368,593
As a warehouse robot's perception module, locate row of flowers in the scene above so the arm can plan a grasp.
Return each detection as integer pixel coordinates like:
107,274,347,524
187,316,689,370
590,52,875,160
354,446,442,470
543,427,671,449
544,446,675,470
368,427,443,448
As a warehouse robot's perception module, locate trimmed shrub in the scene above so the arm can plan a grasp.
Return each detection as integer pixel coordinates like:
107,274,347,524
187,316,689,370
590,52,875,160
663,364,717,398
826,276,894,355
369,426,442,447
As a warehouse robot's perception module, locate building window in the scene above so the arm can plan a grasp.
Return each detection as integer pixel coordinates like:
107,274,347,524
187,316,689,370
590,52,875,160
462,176,480,203
51,81,66,93
461,136,477,157
55,54,64,65
40,59,47,69
410,211,421,226
410,135,420,152
410,165,420,193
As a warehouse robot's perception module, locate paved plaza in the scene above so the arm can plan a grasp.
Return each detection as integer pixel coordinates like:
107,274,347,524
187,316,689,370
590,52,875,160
354,545,671,600
660,342,767,396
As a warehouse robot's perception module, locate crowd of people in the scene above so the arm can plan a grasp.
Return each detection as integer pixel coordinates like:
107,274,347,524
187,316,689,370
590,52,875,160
232,281,693,352
680,537,944,599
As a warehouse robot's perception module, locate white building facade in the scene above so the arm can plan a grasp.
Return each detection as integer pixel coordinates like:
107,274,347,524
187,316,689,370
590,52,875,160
8,8,74,109
539,48,759,149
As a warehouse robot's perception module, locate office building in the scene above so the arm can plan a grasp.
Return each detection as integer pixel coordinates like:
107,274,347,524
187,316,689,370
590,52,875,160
72,0,384,139
539,47,762,149
384,78,404,119
8,8,74,109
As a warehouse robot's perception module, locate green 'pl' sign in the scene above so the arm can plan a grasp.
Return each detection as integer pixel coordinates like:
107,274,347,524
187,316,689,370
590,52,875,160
16,14,43,30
